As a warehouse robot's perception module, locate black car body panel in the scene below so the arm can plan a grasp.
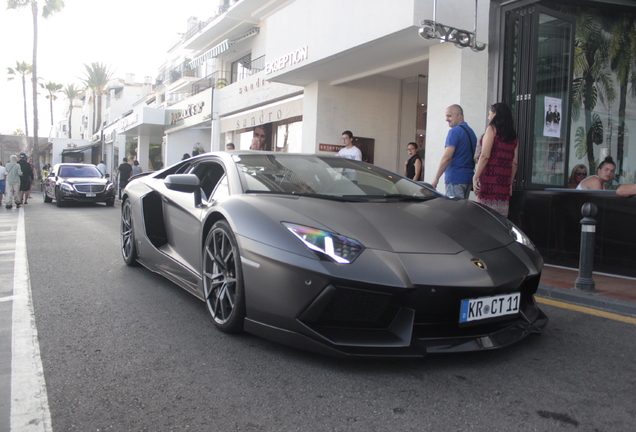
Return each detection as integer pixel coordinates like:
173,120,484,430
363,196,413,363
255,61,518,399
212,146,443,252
121,152,547,357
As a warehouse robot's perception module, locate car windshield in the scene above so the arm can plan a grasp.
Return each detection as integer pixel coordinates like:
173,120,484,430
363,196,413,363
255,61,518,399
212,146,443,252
58,166,102,178
234,154,438,200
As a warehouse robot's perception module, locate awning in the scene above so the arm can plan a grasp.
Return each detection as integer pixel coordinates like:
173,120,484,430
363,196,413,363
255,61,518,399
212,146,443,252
189,27,259,69
61,142,100,154
220,95,303,133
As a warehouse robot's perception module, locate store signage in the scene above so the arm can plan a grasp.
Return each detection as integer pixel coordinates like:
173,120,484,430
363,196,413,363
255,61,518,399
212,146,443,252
220,96,303,133
265,46,308,74
238,77,269,95
170,101,205,125
418,20,486,52
319,144,343,153
119,113,139,131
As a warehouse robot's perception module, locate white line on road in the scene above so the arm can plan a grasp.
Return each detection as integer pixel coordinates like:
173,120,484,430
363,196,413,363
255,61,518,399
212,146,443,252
11,208,53,432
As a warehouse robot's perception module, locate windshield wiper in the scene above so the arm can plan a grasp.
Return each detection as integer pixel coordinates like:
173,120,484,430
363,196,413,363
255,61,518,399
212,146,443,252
380,194,436,201
244,190,367,202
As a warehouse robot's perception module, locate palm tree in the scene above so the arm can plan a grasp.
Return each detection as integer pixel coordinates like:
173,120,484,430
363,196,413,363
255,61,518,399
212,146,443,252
61,83,83,139
81,62,113,134
571,10,615,172
7,0,65,177
40,81,63,126
6,61,32,136
607,15,636,180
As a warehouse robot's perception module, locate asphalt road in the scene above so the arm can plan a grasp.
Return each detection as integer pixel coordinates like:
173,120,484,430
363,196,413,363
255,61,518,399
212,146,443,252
20,195,636,431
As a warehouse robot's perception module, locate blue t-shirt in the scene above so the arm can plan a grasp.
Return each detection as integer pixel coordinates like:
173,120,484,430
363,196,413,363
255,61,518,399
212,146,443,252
444,122,477,184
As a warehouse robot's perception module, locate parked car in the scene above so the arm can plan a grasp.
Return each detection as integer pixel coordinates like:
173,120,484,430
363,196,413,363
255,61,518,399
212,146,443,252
44,163,115,207
120,152,547,357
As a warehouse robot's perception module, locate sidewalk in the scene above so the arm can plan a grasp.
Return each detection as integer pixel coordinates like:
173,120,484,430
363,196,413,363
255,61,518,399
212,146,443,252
538,265,636,317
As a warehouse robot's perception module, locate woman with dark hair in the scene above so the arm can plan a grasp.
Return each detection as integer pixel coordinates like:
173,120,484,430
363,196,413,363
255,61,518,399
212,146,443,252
577,156,616,190
473,102,518,216
403,142,422,181
567,164,587,189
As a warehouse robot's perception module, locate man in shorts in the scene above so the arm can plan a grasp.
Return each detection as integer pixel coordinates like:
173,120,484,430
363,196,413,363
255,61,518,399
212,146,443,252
0,160,7,206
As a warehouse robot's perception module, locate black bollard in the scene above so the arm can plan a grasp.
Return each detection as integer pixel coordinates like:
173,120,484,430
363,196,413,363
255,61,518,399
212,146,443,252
574,202,597,292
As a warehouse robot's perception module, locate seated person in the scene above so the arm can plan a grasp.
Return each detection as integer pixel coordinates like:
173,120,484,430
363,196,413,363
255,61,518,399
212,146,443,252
567,164,587,189
577,156,616,190
616,184,636,197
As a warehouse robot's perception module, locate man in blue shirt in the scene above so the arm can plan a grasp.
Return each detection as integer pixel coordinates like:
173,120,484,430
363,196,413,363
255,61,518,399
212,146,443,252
431,104,477,199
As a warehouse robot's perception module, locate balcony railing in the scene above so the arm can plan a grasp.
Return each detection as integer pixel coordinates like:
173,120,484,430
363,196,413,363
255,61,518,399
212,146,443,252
190,55,265,96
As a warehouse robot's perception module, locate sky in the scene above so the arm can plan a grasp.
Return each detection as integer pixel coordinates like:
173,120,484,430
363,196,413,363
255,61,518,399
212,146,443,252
0,0,214,136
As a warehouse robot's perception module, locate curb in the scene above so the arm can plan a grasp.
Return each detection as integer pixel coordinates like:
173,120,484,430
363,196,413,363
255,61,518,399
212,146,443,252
537,284,636,318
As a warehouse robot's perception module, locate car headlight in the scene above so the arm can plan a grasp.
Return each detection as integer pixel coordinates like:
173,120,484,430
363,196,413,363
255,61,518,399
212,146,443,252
283,223,364,264
60,182,74,192
507,220,536,251
106,183,114,191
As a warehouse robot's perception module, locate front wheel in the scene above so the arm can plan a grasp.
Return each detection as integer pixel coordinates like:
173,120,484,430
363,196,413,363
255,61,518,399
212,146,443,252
55,189,65,207
121,200,139,266
202,221,245,333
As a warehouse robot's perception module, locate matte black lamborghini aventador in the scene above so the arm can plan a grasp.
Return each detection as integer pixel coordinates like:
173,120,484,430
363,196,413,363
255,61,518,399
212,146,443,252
120,152,547,357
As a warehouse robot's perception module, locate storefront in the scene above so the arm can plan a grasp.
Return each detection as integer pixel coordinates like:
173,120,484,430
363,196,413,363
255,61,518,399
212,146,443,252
217,73,304,152
164,87,213,164
491,0,636,276
115,107,166,171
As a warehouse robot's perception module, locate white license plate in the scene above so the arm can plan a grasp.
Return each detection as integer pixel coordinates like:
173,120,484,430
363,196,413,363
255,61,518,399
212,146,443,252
459,293,520,323
86,193,96,197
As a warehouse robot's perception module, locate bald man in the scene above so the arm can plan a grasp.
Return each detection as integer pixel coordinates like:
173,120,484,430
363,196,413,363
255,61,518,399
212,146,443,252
431,104,477,199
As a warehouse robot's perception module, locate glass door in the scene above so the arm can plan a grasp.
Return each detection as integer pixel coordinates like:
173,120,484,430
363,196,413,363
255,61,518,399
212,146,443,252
501,4,575,189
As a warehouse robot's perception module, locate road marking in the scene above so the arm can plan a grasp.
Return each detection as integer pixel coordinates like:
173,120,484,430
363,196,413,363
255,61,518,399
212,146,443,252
11,208,53,432
537,297,636,324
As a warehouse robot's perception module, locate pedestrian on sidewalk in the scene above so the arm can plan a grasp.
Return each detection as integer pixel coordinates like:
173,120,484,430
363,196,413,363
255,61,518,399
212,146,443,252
431,104,477,199
0,160,7,206
5,155,23,209
17,153,33,204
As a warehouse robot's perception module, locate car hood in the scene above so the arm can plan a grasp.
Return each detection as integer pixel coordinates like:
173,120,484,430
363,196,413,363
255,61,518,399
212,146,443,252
242,195,514,254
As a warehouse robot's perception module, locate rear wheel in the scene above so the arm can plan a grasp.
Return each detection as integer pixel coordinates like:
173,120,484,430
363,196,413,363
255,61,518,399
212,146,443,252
202,221,245,333
121,200,139,266
43,190,52,203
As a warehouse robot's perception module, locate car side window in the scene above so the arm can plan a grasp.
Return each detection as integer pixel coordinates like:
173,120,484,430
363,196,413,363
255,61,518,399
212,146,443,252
211,175,229,200
190,161,226,201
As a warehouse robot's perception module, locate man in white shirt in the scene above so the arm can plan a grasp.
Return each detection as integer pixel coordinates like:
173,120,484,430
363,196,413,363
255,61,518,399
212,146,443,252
336,130,362,161
96,160,107,176
336,130,362,181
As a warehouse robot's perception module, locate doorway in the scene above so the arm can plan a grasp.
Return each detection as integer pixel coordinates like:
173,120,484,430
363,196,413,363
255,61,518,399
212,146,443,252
501,4,575,189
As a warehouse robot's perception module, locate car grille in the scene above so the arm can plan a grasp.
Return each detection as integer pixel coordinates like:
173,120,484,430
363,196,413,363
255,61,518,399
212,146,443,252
74,183,105,193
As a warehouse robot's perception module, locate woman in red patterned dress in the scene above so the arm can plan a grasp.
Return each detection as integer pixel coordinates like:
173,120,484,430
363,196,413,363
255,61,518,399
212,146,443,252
472,103,518,217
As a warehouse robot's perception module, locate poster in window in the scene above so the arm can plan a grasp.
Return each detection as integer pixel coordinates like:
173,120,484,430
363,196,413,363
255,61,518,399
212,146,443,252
543,96,562,138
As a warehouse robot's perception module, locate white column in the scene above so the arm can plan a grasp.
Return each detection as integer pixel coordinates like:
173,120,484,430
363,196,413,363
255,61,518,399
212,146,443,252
138,135,150,171
424,42,488,194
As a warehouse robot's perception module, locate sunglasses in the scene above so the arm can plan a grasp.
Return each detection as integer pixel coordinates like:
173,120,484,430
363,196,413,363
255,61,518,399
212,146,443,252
576,172,587,176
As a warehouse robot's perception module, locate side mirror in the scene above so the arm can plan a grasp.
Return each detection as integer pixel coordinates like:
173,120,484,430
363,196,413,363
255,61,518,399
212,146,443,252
105,173,110,179
165,174,200,193
165,174,202,206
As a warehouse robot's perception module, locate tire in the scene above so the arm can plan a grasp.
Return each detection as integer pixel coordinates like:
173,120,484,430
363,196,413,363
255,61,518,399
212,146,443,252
105,199,115,207
202,221,245,333
43,190,52,203
55,189,65,207
121,200,139,266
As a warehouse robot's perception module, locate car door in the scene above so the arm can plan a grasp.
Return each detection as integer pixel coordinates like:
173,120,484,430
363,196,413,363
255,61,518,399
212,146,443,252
155,158,227,284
